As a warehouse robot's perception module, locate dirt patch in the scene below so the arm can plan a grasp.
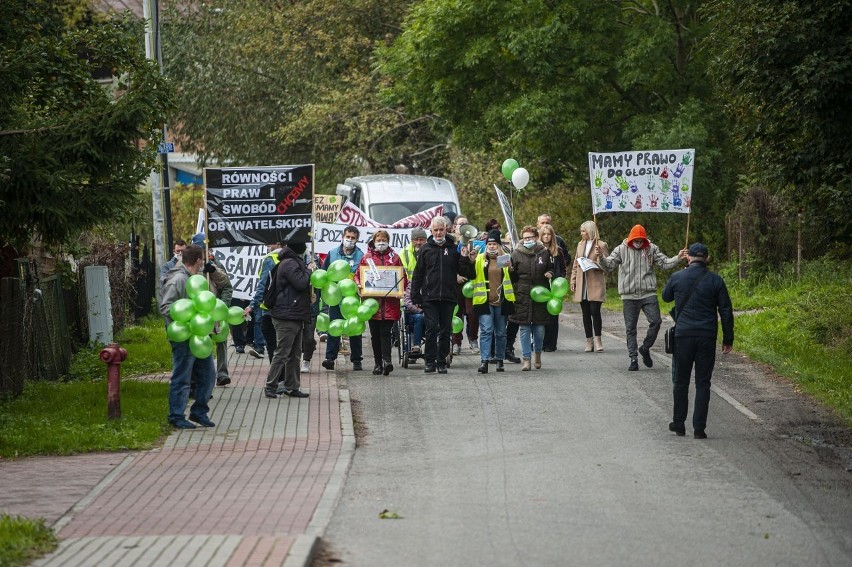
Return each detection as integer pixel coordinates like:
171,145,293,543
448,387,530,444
311,537,345,566
348,396,368,448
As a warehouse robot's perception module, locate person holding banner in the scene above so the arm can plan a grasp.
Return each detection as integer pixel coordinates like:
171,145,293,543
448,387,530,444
509,226,553,371
570,221,610,353
321,226,365,371
598,225,687,371
411,216,470,374
355,230,405,376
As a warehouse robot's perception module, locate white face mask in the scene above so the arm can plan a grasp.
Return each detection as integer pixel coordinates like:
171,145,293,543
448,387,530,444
433,236,445,244
487,249,499,257
343,237,356,249
631,240,644,249
374,242,388,252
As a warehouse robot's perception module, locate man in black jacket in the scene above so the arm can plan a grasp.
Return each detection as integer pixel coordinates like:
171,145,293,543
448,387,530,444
264,242,312,399
662,243,734,439
411,216,473,373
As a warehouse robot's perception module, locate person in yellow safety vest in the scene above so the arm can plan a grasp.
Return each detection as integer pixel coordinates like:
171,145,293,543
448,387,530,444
401,226,428,280
464,229,515,374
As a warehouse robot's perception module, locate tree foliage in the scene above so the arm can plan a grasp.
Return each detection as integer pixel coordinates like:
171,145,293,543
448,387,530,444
0,0,173,249
706,0,852,243
162,0,449,191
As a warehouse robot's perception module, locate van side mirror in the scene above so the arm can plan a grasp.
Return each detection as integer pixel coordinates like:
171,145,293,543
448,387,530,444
336,184,354,201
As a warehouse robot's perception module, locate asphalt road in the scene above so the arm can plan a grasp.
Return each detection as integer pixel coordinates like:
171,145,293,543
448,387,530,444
318,312,852,566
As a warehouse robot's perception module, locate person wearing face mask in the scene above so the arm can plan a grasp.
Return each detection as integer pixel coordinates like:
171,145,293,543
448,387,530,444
411,216,472,373
509,225,553,371
463,229,515,373
321,226,365,371
598,224,688,371
355,230,405,375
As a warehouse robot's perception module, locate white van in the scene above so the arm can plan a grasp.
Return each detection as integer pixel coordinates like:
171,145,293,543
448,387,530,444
335,174,460,225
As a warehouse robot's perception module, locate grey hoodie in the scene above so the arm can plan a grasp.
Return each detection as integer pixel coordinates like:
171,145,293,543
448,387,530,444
159,264,192,325
600,240,681,300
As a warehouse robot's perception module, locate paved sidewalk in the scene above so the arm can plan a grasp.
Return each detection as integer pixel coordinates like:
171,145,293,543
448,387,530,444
20,343,354,567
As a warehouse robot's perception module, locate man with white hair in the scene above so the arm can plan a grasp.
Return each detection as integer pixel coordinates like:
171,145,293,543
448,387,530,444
410,216,471,373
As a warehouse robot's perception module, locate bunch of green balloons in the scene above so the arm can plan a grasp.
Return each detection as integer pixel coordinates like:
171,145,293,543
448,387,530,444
530,277,570,316
167,274,245,358
311,259,379,337
452,304,464,334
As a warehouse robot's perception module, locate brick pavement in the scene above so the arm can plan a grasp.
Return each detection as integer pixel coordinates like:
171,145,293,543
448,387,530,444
3,343,355,567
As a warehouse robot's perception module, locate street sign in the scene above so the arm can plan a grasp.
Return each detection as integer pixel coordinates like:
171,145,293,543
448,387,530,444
157,142,175,154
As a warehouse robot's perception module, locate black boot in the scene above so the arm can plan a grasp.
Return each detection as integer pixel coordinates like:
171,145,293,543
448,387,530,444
383,362,394,376
372,363,383,375
505,347,521,363
496,360,505,372
477,361,488,374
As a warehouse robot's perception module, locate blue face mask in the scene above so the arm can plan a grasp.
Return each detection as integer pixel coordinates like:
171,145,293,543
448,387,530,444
523,241,535,249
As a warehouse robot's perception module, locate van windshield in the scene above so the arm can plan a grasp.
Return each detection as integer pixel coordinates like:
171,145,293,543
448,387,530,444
369,202,458,225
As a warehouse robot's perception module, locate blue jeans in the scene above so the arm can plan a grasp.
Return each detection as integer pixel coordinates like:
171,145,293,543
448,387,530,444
408,312,425,348
324,304,362,362
478,305,506,362
168,340,215,423
518,324,545,360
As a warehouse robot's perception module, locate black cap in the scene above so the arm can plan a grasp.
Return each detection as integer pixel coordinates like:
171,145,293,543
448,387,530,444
486,229,502,243
688,243,709,258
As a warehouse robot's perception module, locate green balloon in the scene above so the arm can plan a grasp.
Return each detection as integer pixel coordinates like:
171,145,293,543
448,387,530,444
169,298,196,323
501,158,519,181
546,298,563,316
189,312,215,337
356,304,373,322
344,316,365,336
337,278,359,297
189,334,214,359
193,290,217,314
550,277,570,299
530,285,552,303
462,281,475,298
453,305,459,316
167,320,191,342
321,282,342,306
212,321,230,343
328,259,351,282
226,306,245,326
310,269,329,289
328,318,345,337
212,299,229,322
362,298,379,315
452,316,464,334
340,295,360,319
185,274,208,298
316,312,331,332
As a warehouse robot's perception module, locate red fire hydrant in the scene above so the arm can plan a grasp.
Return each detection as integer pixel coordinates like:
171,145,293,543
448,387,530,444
100,343,128,420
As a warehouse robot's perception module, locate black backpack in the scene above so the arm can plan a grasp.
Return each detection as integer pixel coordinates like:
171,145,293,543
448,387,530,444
261,256,282,310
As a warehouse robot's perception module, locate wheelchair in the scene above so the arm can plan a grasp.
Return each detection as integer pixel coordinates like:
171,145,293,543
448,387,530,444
396,310,453,369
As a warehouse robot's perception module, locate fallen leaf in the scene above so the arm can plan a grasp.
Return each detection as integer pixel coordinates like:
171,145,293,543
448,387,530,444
379,509,403,519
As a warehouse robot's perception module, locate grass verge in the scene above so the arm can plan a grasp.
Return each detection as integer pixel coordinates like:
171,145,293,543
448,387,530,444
0,514,58,567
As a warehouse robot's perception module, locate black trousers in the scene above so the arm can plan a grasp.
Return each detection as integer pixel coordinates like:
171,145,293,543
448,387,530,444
422,300,456,367
542,314,559,350
368,319,395,366
672,335,717,431
506,320,519,350
580,300,603,338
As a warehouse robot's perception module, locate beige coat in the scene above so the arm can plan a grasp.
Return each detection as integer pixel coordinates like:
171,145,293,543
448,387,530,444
571,239,609,303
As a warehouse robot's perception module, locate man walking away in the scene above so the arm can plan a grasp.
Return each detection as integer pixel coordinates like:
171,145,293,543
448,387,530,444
662,243,734,439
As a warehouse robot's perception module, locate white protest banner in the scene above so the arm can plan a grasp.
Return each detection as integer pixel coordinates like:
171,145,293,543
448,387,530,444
211,245,267,302
195,208,205,235
335,201,442,228
314,222,413,255
493,184,519,246
588,149,695,214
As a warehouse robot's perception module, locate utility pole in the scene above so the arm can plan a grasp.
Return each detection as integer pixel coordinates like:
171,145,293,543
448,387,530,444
143,0,174,268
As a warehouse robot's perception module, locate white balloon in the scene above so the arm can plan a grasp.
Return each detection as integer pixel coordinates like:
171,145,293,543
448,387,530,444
512,167,530,189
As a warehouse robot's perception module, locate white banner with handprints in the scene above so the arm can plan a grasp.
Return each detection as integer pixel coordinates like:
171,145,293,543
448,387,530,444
588,149,695,214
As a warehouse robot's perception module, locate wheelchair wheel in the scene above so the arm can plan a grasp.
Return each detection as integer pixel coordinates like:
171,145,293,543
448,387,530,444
402,352,409,368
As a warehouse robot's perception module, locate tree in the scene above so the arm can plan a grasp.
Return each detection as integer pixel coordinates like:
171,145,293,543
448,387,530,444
378,0,737,251
0,1,173,250
706,0,852,244
162,0,450,190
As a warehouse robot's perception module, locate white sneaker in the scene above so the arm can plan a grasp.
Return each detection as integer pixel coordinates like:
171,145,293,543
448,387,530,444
452,344,461,355
469,340,479,353
300,359,311,373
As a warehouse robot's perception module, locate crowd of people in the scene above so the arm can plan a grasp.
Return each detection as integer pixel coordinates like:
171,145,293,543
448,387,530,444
159,214,733,438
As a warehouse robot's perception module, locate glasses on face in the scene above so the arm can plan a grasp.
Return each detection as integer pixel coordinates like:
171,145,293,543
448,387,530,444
522,235,536,242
